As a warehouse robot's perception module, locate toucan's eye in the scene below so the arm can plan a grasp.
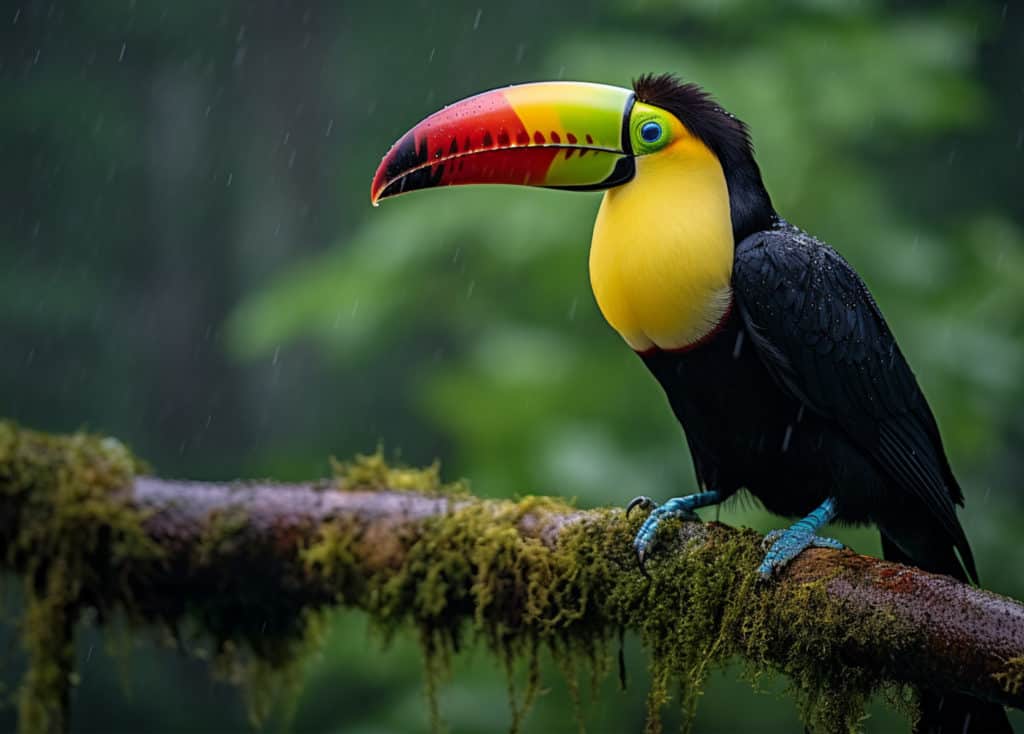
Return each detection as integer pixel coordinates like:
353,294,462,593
629,103,674,154
640,121,662,143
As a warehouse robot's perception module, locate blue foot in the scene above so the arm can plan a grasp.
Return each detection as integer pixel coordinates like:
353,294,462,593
757,498,844,580
627,491,721,575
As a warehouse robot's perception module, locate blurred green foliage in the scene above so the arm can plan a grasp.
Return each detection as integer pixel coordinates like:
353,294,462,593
2,0,1022,731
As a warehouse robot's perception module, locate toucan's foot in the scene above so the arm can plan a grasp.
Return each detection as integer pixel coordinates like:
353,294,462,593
756,497,843,582
628,491,721,576
757,528,844,580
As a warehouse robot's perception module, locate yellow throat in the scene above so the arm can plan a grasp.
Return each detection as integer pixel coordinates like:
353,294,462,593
589,131,734,352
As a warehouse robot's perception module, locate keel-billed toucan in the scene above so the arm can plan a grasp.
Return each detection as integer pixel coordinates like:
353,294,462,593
371,75,1010,733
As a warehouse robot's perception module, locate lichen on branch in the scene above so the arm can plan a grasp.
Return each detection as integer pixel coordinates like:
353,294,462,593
1,421,1022,734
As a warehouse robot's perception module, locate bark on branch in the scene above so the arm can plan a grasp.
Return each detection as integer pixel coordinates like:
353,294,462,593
1,422,1022,733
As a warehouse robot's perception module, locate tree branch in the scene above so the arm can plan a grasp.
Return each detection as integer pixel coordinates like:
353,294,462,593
1,422,1022,734
133,479,1024,708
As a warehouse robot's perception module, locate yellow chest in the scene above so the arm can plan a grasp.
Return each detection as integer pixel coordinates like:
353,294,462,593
588,138,735,352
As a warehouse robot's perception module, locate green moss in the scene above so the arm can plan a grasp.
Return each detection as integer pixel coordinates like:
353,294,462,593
332,449,469,497
209,610,328,728
994,656,1024,697
194,507,251,566
302,481,917,734
0,421,160,734
600,520,916,734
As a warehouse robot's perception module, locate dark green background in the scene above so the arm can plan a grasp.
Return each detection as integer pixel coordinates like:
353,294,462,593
2,1,1022,731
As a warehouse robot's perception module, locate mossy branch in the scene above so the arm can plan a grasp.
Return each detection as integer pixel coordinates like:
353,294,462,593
2,422,1023,734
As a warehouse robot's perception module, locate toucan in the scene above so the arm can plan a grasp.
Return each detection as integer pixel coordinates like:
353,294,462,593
370,74,1011,733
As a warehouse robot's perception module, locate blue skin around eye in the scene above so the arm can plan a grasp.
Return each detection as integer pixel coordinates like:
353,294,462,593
641,122,662,142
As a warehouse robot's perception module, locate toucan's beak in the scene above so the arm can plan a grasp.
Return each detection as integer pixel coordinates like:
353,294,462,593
371,82,636,204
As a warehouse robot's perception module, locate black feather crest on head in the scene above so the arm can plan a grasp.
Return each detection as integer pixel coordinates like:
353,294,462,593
632,73,754,162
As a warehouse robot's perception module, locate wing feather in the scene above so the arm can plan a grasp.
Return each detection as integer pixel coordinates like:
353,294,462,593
733,226,971,570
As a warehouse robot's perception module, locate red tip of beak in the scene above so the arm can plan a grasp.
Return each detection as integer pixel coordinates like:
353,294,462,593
371,88,555,203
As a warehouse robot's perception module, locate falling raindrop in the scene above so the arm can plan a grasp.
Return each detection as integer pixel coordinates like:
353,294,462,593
473,9,483,29
118,42,126,63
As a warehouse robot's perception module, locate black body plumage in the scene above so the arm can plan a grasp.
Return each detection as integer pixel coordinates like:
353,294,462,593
633,74,1011,733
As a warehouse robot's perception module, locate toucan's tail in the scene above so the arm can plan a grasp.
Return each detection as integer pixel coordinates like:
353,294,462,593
879,534,1013,733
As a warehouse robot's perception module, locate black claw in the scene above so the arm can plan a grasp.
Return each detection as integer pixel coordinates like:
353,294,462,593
626,495,654,519
636,548,650,578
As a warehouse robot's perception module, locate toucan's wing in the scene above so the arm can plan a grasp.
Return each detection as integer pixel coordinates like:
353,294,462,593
732,225,975,579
